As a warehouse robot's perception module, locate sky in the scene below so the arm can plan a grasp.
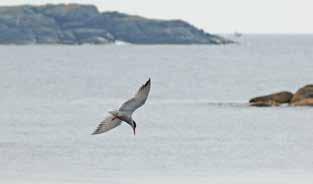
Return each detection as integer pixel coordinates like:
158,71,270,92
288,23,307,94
0,0,312,34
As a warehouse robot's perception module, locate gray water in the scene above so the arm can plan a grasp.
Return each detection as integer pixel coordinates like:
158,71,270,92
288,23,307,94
1,35,313,184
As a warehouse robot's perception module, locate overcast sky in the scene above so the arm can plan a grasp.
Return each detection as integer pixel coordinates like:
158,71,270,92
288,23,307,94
0,0,312,33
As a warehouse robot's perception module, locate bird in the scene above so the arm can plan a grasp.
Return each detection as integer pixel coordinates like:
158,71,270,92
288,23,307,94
92,78,151,135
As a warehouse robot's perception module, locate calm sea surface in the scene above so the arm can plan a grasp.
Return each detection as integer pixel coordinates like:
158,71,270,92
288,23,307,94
1,35,313,184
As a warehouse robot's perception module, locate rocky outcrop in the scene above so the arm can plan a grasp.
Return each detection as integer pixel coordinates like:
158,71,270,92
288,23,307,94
249,91,293,107
97,11,232,44
0,4,233,45
290,84,313,106
249,84,313,107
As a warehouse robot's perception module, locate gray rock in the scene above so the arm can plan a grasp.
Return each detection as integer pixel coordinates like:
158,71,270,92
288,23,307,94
0,4,233,45
97,12,233,44
70,28,114,44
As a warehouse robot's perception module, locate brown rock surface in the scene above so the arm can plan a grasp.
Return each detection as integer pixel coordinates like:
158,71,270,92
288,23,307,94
249,91,293,107
290,84,313,106
291,98,313,106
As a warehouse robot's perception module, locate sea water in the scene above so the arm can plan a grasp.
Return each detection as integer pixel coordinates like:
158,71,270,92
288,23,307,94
1,35,313,183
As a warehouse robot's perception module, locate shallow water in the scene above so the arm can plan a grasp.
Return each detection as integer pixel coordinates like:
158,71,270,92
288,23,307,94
1,35,313,183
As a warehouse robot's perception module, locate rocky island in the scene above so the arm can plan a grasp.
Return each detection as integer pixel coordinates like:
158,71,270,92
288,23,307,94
0,4,233,45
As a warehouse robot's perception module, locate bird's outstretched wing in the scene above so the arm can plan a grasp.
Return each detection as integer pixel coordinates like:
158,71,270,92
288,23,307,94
92,115,122,135
119,78,151,114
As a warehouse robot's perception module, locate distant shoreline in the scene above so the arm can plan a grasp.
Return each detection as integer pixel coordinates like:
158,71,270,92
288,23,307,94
0,4,233,45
